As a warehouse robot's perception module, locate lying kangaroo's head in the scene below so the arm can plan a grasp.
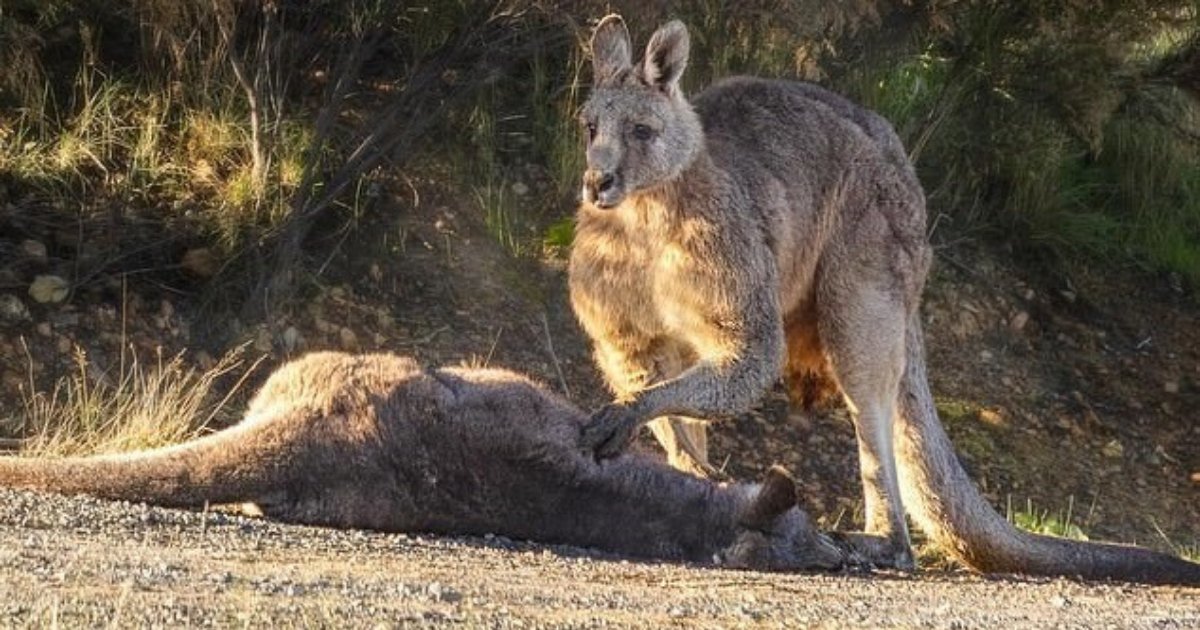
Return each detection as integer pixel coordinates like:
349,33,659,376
720,466,848,571
580,15,703,209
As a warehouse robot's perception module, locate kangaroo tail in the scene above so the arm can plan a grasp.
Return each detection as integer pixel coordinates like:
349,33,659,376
895,315,1200,585
0,415,305,508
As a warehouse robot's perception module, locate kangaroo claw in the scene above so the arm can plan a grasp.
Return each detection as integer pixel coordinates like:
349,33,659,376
580,403,640,459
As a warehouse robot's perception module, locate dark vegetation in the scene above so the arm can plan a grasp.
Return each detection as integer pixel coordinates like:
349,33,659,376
3,1,1200,320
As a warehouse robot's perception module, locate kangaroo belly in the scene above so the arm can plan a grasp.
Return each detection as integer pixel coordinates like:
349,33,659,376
782,301,840,409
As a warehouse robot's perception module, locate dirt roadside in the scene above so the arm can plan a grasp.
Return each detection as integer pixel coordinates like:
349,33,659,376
1,488,1197,629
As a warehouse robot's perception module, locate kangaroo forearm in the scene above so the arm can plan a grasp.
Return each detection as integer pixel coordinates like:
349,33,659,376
631,355,780,421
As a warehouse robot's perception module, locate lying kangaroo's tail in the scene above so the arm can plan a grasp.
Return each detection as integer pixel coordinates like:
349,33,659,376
896,315,1200,585
0,416,301,508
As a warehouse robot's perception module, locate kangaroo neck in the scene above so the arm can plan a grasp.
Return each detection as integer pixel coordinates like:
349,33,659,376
550,460,749,563
629,477,748,563
624,149,723,227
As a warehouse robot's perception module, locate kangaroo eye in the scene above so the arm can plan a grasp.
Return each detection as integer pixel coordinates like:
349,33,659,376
632,124,655,141
585,122,597,141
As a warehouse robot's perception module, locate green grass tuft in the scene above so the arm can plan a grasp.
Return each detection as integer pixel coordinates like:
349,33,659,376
1007,497,1091,541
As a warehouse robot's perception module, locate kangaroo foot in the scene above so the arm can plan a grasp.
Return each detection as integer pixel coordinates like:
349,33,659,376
832,533,916,571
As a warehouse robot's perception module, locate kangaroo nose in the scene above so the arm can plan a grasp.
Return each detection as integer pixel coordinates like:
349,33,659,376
585,169,615,192
596,172,615,193
583,169,621,206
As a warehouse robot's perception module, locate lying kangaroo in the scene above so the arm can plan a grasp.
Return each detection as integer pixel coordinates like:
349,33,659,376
0,351,848,573
568,15,1200,584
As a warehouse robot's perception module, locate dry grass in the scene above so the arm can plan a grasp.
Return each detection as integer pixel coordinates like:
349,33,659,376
14,342,262,457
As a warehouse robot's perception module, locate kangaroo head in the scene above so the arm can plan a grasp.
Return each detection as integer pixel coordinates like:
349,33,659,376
719,466,848,572
580,15,704,209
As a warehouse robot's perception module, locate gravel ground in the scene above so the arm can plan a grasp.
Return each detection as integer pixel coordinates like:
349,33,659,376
0,488,1196,628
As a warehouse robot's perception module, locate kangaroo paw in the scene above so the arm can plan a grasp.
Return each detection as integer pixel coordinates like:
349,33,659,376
580,403,640,459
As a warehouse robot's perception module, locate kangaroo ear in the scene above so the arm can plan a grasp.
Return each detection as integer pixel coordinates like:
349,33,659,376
642,20,689,95
591,14,632,85
740,465,798,529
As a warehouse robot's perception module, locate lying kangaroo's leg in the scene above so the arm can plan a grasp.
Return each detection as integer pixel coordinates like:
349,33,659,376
820,281,914,570
647,415,720,478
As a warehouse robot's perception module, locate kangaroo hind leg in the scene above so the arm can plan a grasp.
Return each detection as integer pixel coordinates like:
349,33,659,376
820,283,914,570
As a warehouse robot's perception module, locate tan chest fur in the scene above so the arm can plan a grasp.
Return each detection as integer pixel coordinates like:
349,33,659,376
570,198,728,360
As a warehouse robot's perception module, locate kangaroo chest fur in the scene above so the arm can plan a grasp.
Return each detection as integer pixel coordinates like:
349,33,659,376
571,198,708,340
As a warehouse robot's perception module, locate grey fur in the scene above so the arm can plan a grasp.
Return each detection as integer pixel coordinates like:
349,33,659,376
0,352,847,573
570,15,1200,585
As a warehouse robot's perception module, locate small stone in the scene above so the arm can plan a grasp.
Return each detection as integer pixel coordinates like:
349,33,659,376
28,275,69,304
55,336,72,354
21,239,47,261
1190,472,1200,484
1009,310,1029,333
181,248,219,277
980,350,993,361
511,181,530,196
978,409,1005,426
0,294,31,322
253,328,273,353
1163,380,1179,394
1022,288,1035,301
35,322,51,337
1102,439,1124,459
282,326,303,353
425,581,462,603
339,327,358,350
1050,595,1069,608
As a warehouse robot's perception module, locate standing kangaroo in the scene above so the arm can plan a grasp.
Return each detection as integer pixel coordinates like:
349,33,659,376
569,15,1200,584
0,351,849,573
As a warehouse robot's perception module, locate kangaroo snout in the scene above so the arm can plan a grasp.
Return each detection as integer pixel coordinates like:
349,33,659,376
582,169,623,208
